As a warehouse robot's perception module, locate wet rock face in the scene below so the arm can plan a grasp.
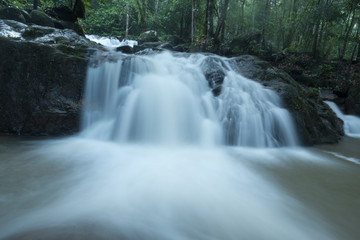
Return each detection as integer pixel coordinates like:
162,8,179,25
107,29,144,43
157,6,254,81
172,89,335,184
201,57,227,96
233,55,344,145
0,38,86,135
0,7,27,23
30,10,54,27
45,6,77,22
0,19,104,136
137,30,158,44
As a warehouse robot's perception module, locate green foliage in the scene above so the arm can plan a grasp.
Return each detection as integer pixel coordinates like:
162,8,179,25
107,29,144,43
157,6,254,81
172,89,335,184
1,0,30,9
4,0,360,64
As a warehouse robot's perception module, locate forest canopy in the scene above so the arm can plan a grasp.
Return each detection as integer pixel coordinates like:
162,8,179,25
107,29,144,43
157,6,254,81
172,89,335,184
2,0,360,61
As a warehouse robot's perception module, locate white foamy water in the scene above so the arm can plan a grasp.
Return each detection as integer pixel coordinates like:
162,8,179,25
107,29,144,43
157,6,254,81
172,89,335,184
86,35,138,48
0,20,24,39
325,101,360,138
82,52,297,147
0,139,336,240
1,51,346,240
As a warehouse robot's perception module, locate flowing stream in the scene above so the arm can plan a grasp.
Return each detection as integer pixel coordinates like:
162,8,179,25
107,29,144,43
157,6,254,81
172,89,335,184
325,101,360,138
0,50,360,240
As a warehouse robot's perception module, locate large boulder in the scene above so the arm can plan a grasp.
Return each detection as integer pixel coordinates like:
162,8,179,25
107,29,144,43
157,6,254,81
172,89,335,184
232,55,344,145
137,30,158,44
200,57,226,96
0,19,104,136
30,10,54,27
45,6,77,22
0,7,28,23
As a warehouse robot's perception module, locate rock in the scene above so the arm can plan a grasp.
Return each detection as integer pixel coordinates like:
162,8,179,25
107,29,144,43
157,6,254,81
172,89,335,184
173,44,189,52
45,6,77,22
140,41,161,48
21,9,31,23
233,55,344,145
158,42,174,50
137,30,158,44
30,10,54,27
73,0,85,19
116,45,134,54
55,20,85,36
22,25,55,39
201,57,227,96
165,35,185,45
320,89,338,101
0,7,29,23
0,19,105,136
345,87,360,115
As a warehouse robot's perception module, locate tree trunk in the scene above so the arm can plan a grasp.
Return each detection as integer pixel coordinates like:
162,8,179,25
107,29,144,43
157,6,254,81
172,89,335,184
208,0,214,37
155,0,159,13
33,0,38,9
136,0,147,32
204,0,209,37
261,0,270,50
312,22,320,58
340,10,356,60
283,0,298,49
125,3,130,39
240,0,245,32
191,0,195,42
215,0,230,42
356,17,360,61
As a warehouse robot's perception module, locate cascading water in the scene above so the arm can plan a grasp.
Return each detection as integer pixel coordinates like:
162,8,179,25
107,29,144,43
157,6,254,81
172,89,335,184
1,49,340,240
325,101,360,138
85,35,138,48
82,51,297,147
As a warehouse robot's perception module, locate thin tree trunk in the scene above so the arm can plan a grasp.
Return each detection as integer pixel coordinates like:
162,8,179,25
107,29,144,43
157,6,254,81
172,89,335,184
341,10,356,60
136,0,147,32
261,0,270,49
191,0,195,42
312,21,320,58
240,0,245,33
33,0,38,9
356,17,360,61
215,0,229,41
208,0,215,37
204,0,209,37
155,0,159,13
125,3,130,39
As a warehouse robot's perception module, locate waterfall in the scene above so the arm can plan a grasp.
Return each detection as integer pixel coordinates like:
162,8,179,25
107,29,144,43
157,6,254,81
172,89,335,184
1,50,338,240
325,101,360,138
82,51,297,147
85,35,138,48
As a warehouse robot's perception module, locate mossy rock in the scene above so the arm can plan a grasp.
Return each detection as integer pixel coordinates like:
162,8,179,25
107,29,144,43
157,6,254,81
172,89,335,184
0,7,26,23
138,30,158,43
233,55,344,145
60,21,85,36
30,10,54,27
22,26,55,39
45,6,77,22
56,44,88,59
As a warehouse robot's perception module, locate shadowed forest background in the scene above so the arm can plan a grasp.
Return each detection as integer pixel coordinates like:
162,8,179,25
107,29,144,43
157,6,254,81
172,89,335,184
3,0,360,61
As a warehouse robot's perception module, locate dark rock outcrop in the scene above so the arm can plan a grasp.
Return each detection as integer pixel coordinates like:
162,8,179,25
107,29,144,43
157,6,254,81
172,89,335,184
232,55,344,145
0,7,27,23
30,9,54,27
201,57,227,96
0,19,104,136
137,30,158,44
45,6,77,22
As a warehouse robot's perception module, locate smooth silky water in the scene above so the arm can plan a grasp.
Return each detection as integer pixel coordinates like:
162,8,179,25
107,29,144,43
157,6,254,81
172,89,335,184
1,51,360,240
